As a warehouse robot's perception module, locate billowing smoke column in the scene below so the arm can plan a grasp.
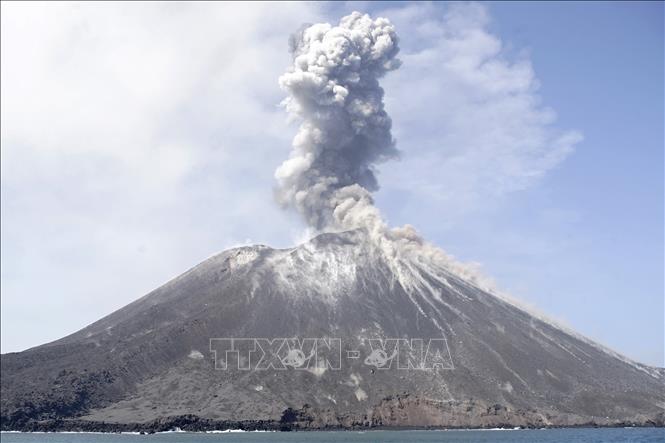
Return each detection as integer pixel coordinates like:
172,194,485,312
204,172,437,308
276,12,400,234
276,12,493,291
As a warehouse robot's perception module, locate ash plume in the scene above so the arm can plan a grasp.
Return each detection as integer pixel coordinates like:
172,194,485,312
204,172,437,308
276,11,400,233
276,12,493,292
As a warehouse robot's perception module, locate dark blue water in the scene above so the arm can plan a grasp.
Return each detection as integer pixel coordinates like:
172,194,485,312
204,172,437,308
1,429,663,443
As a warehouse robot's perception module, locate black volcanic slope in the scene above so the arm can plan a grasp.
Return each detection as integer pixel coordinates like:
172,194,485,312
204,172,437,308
2,230,663,431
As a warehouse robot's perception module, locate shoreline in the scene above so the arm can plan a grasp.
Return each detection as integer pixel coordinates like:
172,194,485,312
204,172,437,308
2,420,663,434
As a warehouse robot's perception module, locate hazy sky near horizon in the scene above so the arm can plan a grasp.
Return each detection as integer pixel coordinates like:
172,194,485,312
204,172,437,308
1,2,663,366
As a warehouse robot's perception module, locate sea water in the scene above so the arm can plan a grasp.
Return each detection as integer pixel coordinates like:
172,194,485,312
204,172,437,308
1,428,664,443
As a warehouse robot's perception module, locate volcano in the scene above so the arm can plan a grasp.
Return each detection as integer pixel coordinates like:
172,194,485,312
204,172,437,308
1,229,663,431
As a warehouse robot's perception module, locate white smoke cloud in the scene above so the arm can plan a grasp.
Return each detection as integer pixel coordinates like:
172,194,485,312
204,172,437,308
275,12,400,232
276,11,498,294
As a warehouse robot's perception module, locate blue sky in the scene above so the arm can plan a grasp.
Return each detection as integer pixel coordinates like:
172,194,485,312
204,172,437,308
1,2,663,366
442,1,664,367
477,1,664,367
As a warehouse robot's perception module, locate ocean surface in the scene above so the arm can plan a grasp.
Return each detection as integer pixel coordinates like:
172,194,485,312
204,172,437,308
1,429,663,443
